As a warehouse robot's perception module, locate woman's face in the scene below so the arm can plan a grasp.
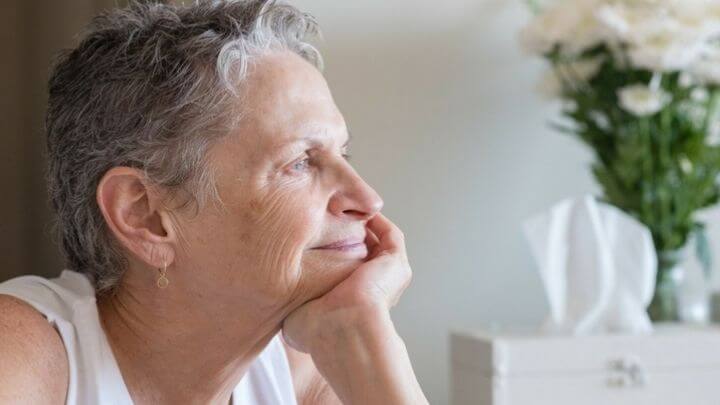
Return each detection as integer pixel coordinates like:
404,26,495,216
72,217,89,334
170,51,383,313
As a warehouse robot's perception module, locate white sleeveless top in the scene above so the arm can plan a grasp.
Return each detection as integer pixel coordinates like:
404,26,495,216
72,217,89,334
0,269,298,405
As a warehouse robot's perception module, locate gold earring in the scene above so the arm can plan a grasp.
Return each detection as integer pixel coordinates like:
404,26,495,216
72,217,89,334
157,260,169,289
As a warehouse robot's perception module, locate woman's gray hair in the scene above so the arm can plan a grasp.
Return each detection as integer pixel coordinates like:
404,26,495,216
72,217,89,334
45,0,323,295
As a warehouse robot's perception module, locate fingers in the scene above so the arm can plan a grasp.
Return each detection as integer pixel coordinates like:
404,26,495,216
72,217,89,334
364,226,380,259
366,213,405,258
367,253,412,308
364,213,412,308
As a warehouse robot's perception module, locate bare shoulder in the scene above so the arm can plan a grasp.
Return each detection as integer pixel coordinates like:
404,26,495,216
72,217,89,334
281,335,341,405
0,294,69,404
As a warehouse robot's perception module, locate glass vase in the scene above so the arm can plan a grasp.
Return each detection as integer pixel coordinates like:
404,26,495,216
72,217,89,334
647,239,711,323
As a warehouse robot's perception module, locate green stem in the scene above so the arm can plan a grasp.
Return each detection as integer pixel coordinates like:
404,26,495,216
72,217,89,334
704,89,720,134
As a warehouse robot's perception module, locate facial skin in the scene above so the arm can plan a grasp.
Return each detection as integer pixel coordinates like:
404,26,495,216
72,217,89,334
95,50,384,403
174,50,385,311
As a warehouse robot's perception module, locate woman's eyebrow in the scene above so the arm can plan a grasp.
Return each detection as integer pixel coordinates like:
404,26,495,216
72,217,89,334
285,130,352,150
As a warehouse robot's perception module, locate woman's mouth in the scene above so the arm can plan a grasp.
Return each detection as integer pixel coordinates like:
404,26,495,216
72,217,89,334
319,242,365,251
312,238,364,250
311,238,368,257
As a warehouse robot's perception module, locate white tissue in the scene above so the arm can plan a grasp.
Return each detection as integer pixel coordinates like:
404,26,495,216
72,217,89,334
524,195,657,335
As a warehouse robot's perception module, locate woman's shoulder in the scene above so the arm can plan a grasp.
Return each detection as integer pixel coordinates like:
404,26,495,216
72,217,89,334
0,270,95,322
0,294,69,403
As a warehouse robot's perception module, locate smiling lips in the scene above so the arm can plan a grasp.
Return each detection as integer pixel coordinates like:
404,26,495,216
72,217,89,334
312,238,365,250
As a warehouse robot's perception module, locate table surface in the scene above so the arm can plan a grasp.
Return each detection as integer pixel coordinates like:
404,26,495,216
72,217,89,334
451,322,720,341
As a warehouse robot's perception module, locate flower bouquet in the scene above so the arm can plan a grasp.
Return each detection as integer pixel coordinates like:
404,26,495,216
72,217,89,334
520,0,720,322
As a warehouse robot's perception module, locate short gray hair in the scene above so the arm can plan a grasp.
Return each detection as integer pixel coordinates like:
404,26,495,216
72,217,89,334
45,0,323,295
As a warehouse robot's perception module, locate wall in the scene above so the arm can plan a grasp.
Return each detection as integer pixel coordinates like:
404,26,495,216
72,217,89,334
0,0,26,277
23,0,111,279
292,0,598,403
0,0,121,281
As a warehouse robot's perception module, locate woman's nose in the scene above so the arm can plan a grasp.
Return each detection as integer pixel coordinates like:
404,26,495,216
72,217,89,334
327,163,384,220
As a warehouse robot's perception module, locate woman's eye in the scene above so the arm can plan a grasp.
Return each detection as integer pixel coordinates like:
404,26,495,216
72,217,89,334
292,157,311,171
290,152,350,173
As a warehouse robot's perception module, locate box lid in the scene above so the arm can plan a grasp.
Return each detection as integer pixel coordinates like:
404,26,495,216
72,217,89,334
450,324,720,377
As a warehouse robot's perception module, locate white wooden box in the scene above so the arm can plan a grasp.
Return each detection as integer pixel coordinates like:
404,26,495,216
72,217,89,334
450,325,720,405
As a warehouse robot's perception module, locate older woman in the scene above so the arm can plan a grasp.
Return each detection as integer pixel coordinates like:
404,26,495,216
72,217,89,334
0,1,427,404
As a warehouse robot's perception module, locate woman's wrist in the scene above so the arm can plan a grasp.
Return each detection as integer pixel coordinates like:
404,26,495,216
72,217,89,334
307,304,393,356
307,306,427,405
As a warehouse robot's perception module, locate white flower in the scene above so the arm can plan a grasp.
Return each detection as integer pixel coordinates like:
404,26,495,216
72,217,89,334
589,110,611,131
679,156,693,174
536,57,605,98
519,0,606,56
618,84,672,116
597,1,720,42
691,87,710,102
678,84,709,127
668,0,720,27
679,72,696,88
593,0,720,71
707,120,720,147
595,2,662,43
560,57,605,82
677,101,706,127
627,31,709,72
690,46,720,84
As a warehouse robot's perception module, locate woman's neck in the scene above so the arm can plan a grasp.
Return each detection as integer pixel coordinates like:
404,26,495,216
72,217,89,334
95,273,289,405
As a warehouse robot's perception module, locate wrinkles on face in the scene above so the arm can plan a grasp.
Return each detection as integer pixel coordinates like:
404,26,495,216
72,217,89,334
240,175,320,306
160,51,380,322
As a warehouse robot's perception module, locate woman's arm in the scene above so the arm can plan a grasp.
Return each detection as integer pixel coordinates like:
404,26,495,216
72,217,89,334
283,336,342,405
282,213,428,405
307,306,427,405
283,308,425,405
0,294,69,404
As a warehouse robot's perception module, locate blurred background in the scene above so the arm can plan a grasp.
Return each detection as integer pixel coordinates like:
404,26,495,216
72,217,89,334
5,1,720,404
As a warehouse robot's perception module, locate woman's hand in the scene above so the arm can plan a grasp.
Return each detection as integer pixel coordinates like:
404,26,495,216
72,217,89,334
282,212,412,353
282,213,427,405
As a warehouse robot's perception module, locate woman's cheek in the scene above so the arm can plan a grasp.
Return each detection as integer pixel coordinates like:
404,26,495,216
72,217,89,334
245,182,320,293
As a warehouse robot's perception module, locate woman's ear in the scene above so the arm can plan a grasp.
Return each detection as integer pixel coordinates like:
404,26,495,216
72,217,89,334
96,166,176,268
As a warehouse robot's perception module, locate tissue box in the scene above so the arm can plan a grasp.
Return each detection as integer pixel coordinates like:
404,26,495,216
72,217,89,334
450,325,720,405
